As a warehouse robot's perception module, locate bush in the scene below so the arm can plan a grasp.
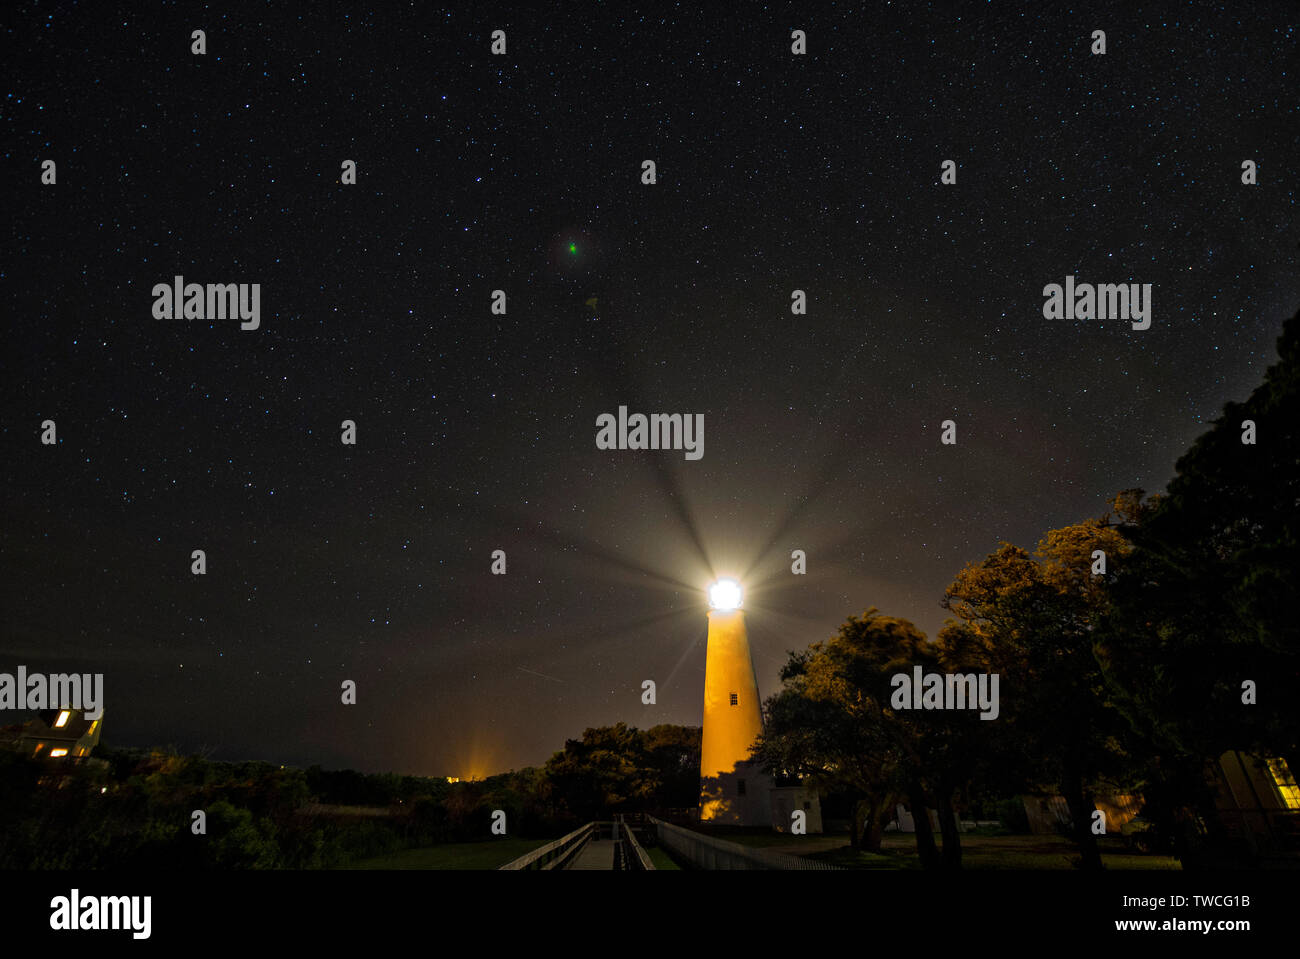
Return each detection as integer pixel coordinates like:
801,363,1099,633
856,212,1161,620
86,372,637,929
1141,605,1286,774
995,798,1031,833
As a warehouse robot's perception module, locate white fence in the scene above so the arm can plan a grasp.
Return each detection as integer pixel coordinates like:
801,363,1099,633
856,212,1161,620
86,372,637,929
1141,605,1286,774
647,817,840,870
498,822,596,870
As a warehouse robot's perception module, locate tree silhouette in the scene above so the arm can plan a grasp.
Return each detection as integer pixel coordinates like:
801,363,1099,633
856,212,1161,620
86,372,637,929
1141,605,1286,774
1100,308,1300,864
940,513,1137,870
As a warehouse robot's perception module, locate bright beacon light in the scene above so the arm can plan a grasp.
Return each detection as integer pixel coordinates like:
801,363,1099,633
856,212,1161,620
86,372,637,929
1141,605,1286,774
708,578,743,610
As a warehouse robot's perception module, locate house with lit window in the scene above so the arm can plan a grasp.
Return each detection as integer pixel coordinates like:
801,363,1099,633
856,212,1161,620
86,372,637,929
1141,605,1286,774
1212,751,1300,862
0,708,102,760
999,752,1300,864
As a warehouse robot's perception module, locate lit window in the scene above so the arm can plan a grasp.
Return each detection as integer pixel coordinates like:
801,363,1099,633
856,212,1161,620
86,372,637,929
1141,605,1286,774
1266,758,1300,810
49,748,69,758
54,711,71,728
737,779,746,796
729,692,738,706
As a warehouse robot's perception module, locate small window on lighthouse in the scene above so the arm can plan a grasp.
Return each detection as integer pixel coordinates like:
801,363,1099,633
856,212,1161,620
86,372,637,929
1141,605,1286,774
730,692,738,706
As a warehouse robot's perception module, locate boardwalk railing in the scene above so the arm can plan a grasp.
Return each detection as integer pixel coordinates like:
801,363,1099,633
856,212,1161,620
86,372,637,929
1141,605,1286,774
498,822,596,870
618,815,656,871
647,816,840,870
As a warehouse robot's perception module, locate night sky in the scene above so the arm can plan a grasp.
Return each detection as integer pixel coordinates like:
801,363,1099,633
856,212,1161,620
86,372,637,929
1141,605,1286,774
3,3,1296,777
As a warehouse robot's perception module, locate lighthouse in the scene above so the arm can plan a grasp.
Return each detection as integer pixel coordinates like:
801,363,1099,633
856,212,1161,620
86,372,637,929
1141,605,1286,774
698,579,764,823
697,578,825,831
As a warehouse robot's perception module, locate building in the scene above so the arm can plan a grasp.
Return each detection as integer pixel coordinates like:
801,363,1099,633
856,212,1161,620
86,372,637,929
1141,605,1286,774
697,579,822,831
1211,751,1300,861
0,708,102,760
993,753,1298,864
1019,793,1143,836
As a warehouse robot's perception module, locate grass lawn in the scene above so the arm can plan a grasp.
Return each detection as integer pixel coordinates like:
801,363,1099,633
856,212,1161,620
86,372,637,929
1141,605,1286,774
646,846,681,870
694,826,835,849
680,826,1181,870
350,837,553,870
810,833,1182,870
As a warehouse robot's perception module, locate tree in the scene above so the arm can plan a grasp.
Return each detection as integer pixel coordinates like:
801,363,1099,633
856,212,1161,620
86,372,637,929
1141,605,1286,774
540,723,655,820
755,609,939,859
1098,309,1300,863
642,724,702,811
939,510,1137,870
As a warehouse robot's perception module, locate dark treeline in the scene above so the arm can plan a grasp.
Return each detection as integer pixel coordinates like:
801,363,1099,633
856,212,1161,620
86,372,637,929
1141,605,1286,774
0,722,699,869
755,307,1300,871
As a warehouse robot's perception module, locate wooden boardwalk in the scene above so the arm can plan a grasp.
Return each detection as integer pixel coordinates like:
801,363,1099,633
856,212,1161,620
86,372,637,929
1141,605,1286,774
565,838,616,870
499,818,655,871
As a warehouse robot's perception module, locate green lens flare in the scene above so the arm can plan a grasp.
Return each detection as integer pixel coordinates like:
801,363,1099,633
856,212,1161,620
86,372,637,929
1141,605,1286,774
569,243,577,254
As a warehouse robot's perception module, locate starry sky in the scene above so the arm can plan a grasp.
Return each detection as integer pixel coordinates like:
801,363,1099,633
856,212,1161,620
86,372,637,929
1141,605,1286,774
2,2,1296,776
